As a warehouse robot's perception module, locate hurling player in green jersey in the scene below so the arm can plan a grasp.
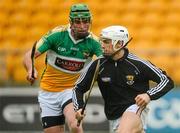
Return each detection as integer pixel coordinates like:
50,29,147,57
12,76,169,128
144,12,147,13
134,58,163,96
23,3,102,133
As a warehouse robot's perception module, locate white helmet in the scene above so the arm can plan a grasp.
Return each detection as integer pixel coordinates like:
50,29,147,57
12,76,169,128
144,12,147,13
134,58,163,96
100,26,129,51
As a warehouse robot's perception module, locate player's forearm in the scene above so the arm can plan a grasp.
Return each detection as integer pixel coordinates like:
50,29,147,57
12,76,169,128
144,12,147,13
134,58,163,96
23,50,41,72
147,77,174,100
23,50,33,72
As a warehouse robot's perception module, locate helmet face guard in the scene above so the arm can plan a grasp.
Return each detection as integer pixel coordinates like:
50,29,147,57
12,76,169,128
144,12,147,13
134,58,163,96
69,4,92,39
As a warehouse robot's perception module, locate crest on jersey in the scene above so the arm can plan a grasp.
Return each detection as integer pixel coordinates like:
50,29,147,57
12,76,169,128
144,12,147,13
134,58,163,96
126,75,134,85
83,52,90,59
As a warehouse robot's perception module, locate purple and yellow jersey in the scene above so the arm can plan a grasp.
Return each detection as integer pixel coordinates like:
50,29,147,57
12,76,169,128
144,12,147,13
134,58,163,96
36,25,102,92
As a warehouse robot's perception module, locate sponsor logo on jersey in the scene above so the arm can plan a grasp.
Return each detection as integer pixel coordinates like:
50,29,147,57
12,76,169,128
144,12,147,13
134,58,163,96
126,75,134,85
55,57,84,71
58,46,66,52
101,77,111,82
70,47,79,51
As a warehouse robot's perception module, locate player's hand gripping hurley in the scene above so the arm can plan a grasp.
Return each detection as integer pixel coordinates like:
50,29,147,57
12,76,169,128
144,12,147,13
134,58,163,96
77,59,100,126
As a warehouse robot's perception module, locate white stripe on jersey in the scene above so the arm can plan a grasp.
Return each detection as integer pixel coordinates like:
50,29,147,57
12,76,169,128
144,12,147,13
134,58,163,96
72,89,79,111
75,59,95,85
127,53,169,96
73,60,95,110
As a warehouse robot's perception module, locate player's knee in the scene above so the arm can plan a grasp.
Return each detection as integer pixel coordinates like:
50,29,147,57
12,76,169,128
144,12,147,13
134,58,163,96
118,128,130,133
133,127,145,133
132,123,144,133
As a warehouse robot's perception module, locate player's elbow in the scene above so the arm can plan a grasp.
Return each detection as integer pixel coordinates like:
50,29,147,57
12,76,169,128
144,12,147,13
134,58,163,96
167,77,174,91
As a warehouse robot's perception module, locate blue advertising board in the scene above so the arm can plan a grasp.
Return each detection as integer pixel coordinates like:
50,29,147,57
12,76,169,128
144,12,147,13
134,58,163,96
0,88,180,132
147,90,180,133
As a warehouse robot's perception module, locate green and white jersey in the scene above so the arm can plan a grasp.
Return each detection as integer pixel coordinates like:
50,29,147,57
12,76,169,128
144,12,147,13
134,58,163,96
36,25,102,92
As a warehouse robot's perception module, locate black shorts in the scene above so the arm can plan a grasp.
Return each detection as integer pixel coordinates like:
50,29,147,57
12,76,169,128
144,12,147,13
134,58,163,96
41,115,65,129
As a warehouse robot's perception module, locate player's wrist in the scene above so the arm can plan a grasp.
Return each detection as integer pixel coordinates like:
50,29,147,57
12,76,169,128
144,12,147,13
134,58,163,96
146,92,152,100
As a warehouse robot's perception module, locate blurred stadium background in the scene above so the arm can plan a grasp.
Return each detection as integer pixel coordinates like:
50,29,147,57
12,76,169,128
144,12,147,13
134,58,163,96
0,0,180,133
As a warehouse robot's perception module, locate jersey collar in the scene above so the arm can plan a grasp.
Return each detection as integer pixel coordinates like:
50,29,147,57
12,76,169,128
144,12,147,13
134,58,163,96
106,48,129,62
118,48,129,61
